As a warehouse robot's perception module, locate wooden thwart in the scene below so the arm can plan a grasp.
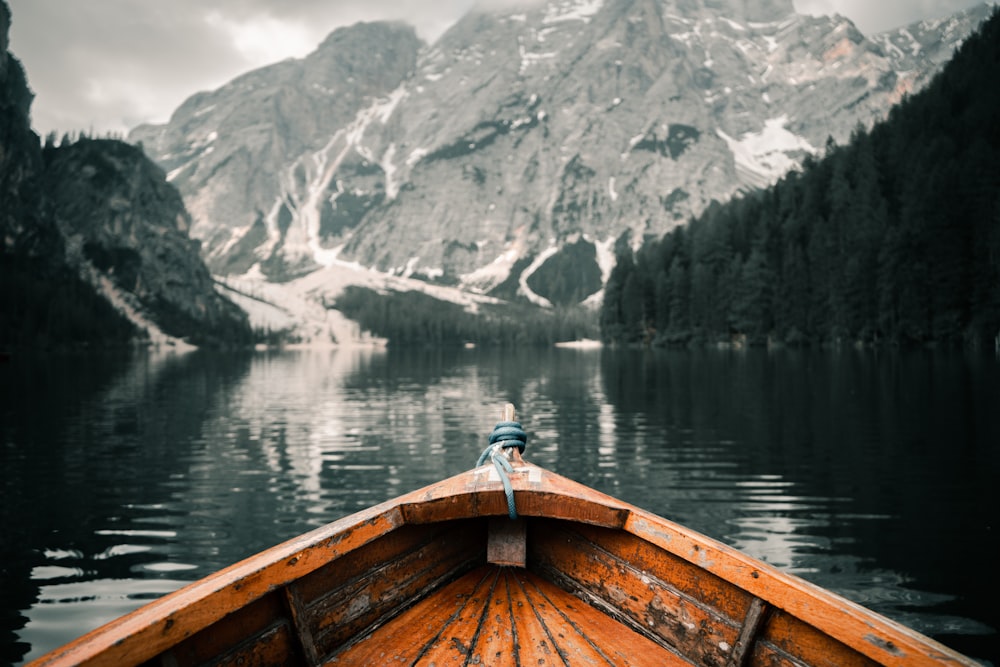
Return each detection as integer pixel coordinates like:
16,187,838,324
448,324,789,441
727,598,770,667
487,517,526,567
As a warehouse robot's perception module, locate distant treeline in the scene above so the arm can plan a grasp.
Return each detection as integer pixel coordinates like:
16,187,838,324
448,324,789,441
42,129,129,147
334,286,597,346
601,8,1000,348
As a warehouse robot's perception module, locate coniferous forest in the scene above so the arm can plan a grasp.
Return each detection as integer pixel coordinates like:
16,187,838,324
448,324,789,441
335,286,597,346
601,9,1000,348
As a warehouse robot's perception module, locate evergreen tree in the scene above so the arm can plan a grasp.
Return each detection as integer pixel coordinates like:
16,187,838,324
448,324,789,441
599,9,1000,348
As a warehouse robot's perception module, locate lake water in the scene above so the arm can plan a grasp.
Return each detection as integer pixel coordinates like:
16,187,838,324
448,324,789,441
1,346,997,665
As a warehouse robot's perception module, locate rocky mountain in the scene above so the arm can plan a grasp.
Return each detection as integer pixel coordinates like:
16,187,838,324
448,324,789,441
42,138,252,346
2,0,132,348
0,0,57,262
1,0,250,349
131,21,423,281
130,0,992,313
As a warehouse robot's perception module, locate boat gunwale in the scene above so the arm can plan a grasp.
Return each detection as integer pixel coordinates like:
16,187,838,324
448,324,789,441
27,461,978,667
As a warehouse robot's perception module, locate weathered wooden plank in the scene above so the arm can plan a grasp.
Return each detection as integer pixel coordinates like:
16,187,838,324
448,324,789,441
311,524,484,655
501,569,563,664
753,608,879,667
487,517,526,567
414,568,505,666
295,522,459,605
214,623,297,667
514,569,693,666
284,584,320,665
328,567,495,665
623,510,972,667
165,592,291,666
398,464,631,530
513,571,614,665
466,570,518,667
530,521,739,667
727,597,769,667
566,521,752,621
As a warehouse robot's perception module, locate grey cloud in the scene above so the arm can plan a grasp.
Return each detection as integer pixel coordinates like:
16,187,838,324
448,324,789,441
7,0,480,135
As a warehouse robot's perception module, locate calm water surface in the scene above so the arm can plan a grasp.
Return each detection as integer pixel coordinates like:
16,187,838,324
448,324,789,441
1,347,998,665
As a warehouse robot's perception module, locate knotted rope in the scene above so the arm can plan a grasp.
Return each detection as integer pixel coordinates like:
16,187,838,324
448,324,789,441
477,420,528,519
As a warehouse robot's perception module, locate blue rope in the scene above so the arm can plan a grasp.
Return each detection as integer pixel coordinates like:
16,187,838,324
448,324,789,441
488,421,527,454
493,452,517,519
477,420,527,519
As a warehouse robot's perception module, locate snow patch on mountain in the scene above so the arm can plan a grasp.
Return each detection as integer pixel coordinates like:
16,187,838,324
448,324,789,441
717,115,817,187
220,266,378,347
580,236,617,309
247,86,413,274
519,41,559,73
220,254,509,346
544,0,603,24
165,132,218,182
518,245,561,308
291,133,349,267
462,248,519,293
593,236,616,285
382,143,399,198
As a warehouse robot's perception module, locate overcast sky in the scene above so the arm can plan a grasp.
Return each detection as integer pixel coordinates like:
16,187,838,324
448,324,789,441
5,0,990,138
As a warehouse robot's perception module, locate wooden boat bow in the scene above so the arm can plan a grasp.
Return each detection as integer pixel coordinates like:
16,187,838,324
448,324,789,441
29,405,978,667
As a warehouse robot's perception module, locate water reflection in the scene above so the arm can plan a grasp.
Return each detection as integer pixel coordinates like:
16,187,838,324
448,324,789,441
596,347,998,662
1,346,997,664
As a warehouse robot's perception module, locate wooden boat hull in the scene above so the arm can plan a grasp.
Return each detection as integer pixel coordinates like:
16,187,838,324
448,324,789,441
29,459,976,666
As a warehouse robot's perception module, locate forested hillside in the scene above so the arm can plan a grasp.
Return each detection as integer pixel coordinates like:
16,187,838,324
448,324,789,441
601,8,1000,348
334,287,596,347
2,0,251,350
1,1,137,348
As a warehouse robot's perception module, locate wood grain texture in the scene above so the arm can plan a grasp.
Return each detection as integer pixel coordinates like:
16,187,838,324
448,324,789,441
487,517,526,567
29,460,979,667
329,566,692,666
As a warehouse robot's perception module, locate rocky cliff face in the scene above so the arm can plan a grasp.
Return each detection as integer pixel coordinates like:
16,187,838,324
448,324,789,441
43,139,251,345
0,0,59,262
130,21,423,282
1,0,249,348
130,0,991,308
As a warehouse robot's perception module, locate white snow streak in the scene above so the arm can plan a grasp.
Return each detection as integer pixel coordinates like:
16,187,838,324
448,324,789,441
406,147,428,166
898,28,923,57
543,0,603,24
382,144,399,199
582,236,616,309
716,115,817,186
461,247,519,292
256,85,412,272
518,245,560,308
222,255,507,347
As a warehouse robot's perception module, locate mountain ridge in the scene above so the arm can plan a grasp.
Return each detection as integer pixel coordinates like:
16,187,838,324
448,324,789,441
123,0,986,344
127,0,992,341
